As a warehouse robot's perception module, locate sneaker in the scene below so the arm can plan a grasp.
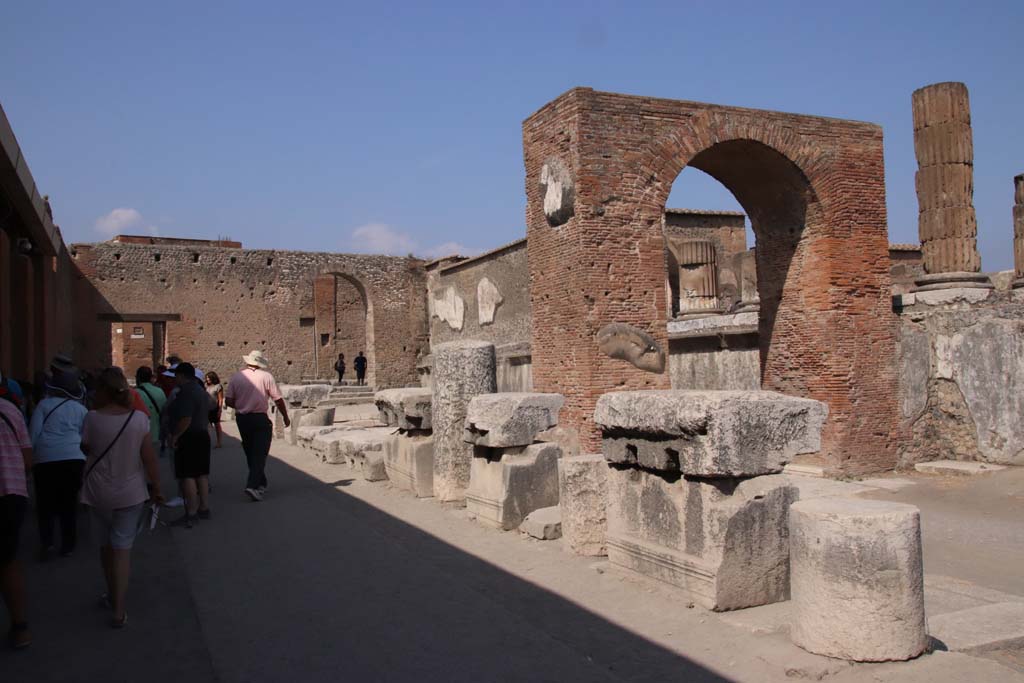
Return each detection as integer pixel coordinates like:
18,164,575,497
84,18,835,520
165,496,185,508
244,487,263,502
169,514,196,529
197,508,211,520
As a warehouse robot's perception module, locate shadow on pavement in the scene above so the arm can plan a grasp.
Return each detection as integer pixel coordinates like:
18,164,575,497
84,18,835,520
3,431,731,683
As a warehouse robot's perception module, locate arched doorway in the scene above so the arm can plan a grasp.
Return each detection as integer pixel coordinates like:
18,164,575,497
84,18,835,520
310,271,375,386
524,88,898,474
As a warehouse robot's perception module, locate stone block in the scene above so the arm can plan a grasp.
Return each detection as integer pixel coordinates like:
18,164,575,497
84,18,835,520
374,387,433,431
464,392,564,448
918,206,977,241
431,341,497,502
279,384,333,408
383,433,434,497
913,122,974,166
558,454,608,556
334,428,392,474
593,390,827,477
520,506,562,540
304,407,336,427
311,430,353,464
287,408,314,445
914,164,973,211
914,460,1006,475
361,452,388,482
789,498,927,662
465,442,561,530
927,602,1024,654
296,425,338,451
912,81,970,130
606,468,797,611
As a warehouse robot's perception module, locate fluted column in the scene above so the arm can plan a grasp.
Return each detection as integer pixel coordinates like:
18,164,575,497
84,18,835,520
911,82,989,290
674,240,722,317
1014,174,1024,288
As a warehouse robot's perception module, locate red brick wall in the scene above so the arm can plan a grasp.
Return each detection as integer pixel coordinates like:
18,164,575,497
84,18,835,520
524,88,899,474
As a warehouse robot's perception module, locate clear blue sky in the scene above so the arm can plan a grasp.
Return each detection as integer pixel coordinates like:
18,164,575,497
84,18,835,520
2,1,1021,268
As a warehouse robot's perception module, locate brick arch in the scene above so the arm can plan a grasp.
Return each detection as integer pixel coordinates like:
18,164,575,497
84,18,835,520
523,88,898,474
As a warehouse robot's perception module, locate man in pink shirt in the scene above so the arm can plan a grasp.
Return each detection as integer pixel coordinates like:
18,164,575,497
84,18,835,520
225,351,290,502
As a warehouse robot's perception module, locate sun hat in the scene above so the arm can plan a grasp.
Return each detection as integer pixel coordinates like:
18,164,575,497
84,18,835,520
45,369,85,400
242,350,270,369
173,362,196,378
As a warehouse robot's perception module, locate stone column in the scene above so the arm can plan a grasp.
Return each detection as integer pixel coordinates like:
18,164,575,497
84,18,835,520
431,340,496,502
1014,174,1024,288
911,82,990,290
734,249,760,313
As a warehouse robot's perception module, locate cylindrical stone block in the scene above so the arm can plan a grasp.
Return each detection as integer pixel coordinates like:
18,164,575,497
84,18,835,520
1015,175,1024,280
914,165,973,211
918,206,977,241
790,498,927,662
304,407,336,427
431,340,496,502
922,238,981,274
912,82,981,275
911,81,970,130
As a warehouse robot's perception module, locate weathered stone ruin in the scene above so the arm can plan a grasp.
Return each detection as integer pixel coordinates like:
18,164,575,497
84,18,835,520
594,390,827,611
1014,173,1024,288
377,387,435,497
463,392,564,530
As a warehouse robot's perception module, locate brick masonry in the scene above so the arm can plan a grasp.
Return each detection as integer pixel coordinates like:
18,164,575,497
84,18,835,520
70,240,428,388
523,88,899,474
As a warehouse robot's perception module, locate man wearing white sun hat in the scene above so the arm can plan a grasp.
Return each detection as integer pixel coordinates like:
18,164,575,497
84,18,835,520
224,350,289,501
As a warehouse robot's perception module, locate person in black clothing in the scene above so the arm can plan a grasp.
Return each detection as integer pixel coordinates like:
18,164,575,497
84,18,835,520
353,352,367,386
334,354,346,385
167,364,211,528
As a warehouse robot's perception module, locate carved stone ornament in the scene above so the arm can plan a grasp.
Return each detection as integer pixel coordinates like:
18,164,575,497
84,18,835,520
540,158,575,227
596,322,665,374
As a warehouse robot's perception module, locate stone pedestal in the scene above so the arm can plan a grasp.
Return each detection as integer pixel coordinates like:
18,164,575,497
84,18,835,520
558,454,609,556
1014,174,1024,288
463,392,564,529
431,341,497,502
595,390,827,610
911,82,986,287
466,442,561,530
789,498,927,662
376,387,435,495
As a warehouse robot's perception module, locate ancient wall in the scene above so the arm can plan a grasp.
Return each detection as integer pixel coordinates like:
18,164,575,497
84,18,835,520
896,282,1024,467
424,238,533,392
524,87,898,475
71,239,429,388
889,244,925,295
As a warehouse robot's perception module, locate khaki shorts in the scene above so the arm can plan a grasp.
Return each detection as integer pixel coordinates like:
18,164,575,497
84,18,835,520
90,503,145,550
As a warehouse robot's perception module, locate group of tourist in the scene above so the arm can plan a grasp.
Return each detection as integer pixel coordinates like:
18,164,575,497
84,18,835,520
0,348,289,649
333,351,368,386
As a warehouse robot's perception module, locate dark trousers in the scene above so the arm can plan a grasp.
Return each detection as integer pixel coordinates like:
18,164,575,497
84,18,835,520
356,371,365,386
236,413,273,490
33,459,84,552
336,370,344,383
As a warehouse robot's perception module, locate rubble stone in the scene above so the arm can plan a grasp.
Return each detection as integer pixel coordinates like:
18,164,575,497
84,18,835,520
279,384,333,408
374,387,433,431
520,506,562,540
557,454,608,556
464,392,564,448
593,390,827,476
431,341,497,502
789,498,927,662
465,442,561,530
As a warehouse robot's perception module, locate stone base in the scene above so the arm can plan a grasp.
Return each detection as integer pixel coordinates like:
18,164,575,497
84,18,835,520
383,434,435,497
465,442,561,530
361,452,388,481
557,454,608,556
913,271,993,292
606,467,796,611
520,506,562,540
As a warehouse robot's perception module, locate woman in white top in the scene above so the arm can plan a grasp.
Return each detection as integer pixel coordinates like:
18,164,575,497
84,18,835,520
80,368,163,628
28,370,87,559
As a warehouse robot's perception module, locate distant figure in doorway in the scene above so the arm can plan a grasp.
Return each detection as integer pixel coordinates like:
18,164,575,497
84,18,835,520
225,351,289,502
334,353,346,385
205,372,224,449
354,351,367,386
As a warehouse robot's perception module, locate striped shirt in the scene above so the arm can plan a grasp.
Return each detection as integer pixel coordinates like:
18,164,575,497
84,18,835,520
0,399,30,497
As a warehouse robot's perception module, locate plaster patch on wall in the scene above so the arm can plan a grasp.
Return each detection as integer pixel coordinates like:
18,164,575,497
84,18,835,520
477,277,503,325
540,158,575,227
433,286,465,331
934,335,954,379
899,327,930,420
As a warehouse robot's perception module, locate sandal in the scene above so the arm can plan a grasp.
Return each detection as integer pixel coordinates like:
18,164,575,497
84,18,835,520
110,612,128,629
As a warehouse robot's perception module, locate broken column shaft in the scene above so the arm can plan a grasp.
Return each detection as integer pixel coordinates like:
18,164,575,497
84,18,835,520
911,82,988,288
1014,174,1024,287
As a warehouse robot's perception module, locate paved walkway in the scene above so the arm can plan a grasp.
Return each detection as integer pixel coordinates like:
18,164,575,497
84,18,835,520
4,423,1023,682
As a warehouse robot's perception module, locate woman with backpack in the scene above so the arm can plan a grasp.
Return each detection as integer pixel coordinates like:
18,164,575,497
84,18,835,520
28,368,88,560
80,368,163,628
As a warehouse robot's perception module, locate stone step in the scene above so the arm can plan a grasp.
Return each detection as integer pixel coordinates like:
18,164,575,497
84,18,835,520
316,396,375,408
914,460,1007,476
928,602,1024,654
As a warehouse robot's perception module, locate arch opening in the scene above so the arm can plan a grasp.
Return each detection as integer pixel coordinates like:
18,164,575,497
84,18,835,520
307,271,375,386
